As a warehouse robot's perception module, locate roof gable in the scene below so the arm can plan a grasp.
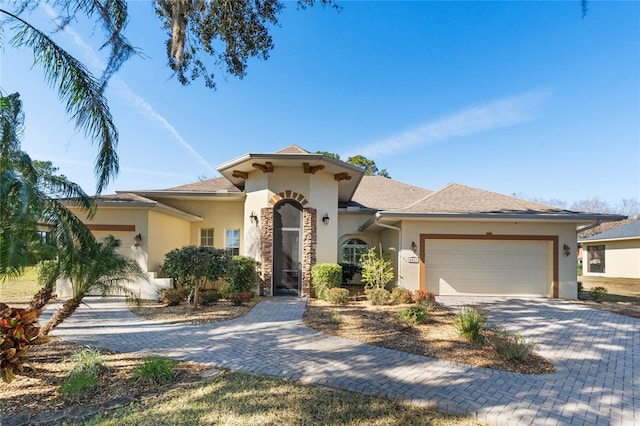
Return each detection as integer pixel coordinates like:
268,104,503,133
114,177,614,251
275,145,310,154
401,183,573,214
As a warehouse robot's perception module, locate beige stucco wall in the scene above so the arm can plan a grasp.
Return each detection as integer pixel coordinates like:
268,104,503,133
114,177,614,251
582,239,640,279
155,198,244,251
309,172,339,263
147,210,191,272
395,220,579,299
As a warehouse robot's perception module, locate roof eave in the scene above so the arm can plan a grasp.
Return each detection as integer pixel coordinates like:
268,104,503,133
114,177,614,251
375,211,628,223
579,235,640,243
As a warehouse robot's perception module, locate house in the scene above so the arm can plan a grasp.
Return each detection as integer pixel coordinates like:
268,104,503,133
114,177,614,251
579,220,640,279
58,146,624,300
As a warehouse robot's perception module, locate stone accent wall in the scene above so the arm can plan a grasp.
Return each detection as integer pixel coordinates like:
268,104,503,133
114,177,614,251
259,202,317,297
260,208,274,296
302,208,317,297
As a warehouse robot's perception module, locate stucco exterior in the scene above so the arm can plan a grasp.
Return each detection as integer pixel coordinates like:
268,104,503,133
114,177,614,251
61,146,622,300
582,239,640,279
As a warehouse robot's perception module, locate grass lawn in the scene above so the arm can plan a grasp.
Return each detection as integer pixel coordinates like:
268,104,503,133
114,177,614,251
0,266,39,307
71,370,478,426
579,276,640,300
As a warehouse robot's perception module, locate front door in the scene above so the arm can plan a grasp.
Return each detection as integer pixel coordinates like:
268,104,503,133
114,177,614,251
274,200,302,296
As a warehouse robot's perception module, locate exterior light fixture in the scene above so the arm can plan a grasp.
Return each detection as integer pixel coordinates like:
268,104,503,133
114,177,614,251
563,244,571,257
322,213,330,225
249,211,259,225
411,241,417,253
133,233,142,247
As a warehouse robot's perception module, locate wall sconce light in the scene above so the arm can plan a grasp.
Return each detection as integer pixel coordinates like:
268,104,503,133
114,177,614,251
249,211,258,225
133,233,142,247
322,213,330,225
411,241,417,253
563,244,571,257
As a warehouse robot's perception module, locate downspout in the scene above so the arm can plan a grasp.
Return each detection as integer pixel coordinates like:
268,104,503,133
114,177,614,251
374,217,402,287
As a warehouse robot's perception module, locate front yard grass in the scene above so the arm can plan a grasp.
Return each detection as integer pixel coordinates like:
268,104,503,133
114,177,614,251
0,266,39,308
578,276,640,318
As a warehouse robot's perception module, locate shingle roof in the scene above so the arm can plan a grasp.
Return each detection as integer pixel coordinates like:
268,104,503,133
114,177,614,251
350,176,432,210
163,177,242,192
400,183,571,214
580,220,640,241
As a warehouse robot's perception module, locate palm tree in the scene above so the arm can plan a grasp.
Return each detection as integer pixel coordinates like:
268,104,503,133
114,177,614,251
40,235,147,336
0,3,134,193
0,92,96,282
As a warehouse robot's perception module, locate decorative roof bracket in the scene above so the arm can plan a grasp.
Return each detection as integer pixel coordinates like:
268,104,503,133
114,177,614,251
334,172,352,181
303,163,325,174
232,170,248,179
252,162,274,173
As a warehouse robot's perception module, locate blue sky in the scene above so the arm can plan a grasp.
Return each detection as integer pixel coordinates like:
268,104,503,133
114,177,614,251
2,1,639,206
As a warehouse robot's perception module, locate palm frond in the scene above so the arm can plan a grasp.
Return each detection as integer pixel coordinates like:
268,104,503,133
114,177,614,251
6,11,119,193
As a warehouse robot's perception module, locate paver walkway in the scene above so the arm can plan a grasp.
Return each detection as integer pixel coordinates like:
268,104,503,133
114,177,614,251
40,297,639,425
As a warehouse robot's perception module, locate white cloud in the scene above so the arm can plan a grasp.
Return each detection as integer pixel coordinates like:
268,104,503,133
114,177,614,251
347,89,552,158
42,4,217,176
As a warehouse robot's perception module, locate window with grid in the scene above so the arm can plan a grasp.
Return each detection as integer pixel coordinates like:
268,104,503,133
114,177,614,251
200,228,214,247
225,229,240,256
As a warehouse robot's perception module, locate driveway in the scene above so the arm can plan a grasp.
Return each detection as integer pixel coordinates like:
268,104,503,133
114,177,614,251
40,297,639,425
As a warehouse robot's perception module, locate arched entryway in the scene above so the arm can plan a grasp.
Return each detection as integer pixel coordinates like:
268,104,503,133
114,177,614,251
273,199,303,295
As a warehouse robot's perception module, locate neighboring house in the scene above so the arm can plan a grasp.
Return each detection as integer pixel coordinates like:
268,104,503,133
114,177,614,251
59,146,624,300
579,220,640,279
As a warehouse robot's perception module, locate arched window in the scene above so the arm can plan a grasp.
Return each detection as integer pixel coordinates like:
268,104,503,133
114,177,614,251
341,238,369,265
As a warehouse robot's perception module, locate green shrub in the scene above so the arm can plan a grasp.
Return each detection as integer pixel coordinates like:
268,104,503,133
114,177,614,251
455,305,487,342
311,263,342,299
390,287,414,305
200,289,220,306
218,282,233,300
228,256,260,295
326,288,350,305
366,287,392,306
589,286,608,302
330,310,340,325
489,327,537,362
397,305,430,325
360,247,395,290
339,262,362,285
159,288,186,306
134,356,178,385
61,349,103,399
577,281,583,295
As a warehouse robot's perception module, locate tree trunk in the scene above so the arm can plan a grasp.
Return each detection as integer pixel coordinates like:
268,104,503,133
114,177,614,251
39,296,82,336
29,287,54,311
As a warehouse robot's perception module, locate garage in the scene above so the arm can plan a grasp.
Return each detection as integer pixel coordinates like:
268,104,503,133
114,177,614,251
423,237,554,297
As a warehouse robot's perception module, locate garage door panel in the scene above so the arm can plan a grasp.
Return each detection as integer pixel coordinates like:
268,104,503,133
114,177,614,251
425,239,550,296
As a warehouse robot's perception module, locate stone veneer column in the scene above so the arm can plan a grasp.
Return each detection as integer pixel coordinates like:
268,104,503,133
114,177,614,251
260,208,274,296
302,208,317,297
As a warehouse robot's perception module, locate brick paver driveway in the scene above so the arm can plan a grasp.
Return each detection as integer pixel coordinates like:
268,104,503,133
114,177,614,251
41,297,639,425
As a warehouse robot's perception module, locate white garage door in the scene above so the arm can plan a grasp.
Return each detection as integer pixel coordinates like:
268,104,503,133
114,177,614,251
425,239,550,296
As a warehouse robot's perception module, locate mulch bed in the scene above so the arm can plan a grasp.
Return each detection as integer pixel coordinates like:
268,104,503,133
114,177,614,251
303,299,556,375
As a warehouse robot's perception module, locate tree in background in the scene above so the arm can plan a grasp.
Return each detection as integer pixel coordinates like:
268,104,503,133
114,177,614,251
0,93,95,281
316,151,391,178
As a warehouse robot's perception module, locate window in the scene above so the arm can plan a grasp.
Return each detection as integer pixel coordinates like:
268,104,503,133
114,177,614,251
225,229,240,256
200,228,214,247
341,238,369,265
587,245,605,273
